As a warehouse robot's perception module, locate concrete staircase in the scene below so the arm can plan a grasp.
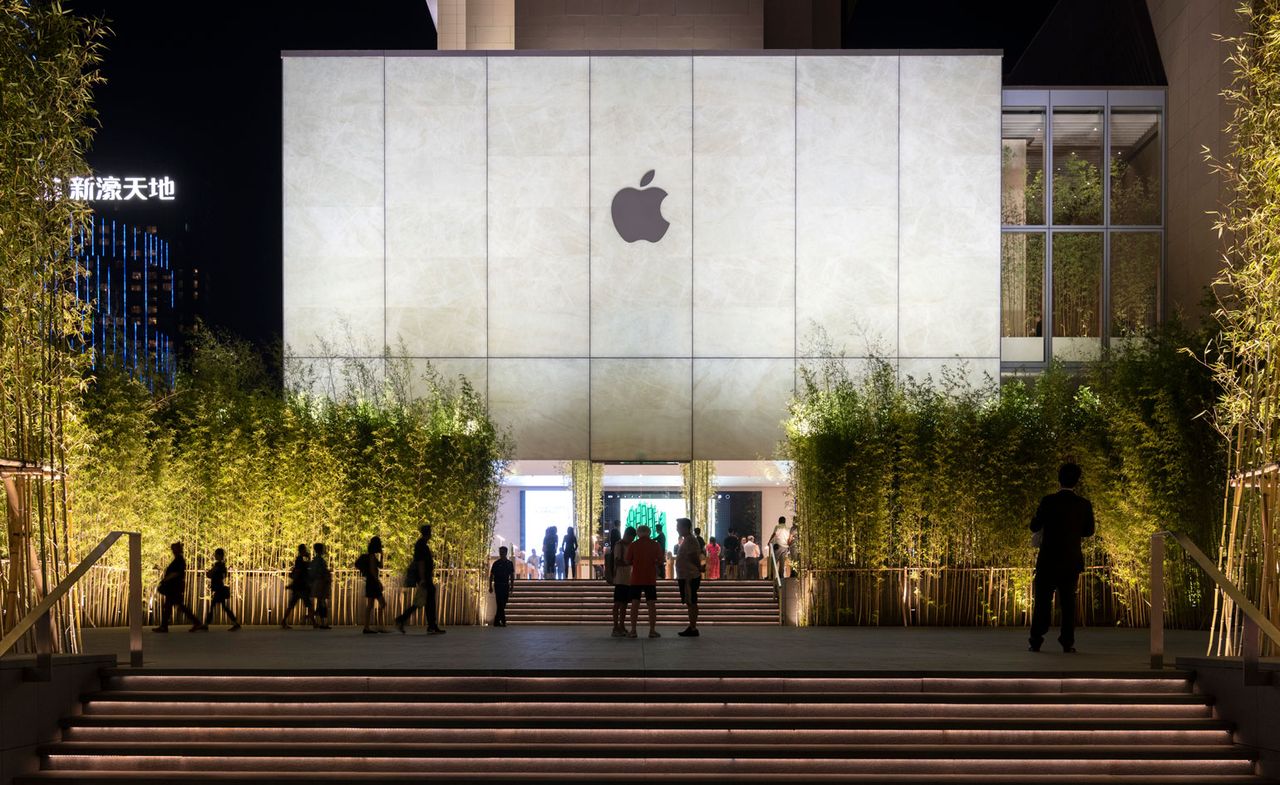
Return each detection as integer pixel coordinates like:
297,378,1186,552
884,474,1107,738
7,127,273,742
15,669,1273,783
503,578,779,625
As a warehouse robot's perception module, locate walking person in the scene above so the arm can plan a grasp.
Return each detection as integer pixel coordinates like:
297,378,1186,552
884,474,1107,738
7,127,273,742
202,548,240,631
705,537,722,580
310,542,332,630
489,546,515,627
625,524,664,638
542,526,558,580
769,518,790,579
153,542,204,632
723,529,742,580
280,544,314,629
562,526,578,579
1029,463,1096,653
357,536,389,634
396,524,446,635
674,518,703,637
609,527,635,637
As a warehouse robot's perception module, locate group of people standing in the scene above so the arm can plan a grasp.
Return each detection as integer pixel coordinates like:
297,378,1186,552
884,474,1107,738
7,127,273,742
150,525,446,636
714,528,766,579
538,526,578,580
603,517,704,638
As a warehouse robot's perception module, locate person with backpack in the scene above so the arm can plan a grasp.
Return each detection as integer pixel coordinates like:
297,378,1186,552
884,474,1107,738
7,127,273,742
609,526,635,637
488,546,516,627
357,536,389,634
153,542,203,633
202,548,240,631
395,524,446,635
280,544,314,629
310,542,332,630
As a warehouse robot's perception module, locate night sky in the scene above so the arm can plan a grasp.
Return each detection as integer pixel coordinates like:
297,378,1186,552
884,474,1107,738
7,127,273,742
67,0,1070,353
67,1,437,351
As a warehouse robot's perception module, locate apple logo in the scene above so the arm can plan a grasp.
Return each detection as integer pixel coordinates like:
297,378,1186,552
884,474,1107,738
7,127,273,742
611,170,669,243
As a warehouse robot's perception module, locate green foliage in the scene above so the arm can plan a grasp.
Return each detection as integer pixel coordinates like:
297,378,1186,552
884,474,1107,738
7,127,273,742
786,323,1222,600
1202,1,1280,654
71,329,512,576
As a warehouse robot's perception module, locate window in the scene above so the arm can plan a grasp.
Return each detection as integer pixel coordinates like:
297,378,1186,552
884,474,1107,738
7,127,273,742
1052,232,1103,362
1002,91,1163,369
1001,233,1045,362
1110,109,1161,225
1110,232,1161,343
1002,109,1046,226
1052,109,1103,225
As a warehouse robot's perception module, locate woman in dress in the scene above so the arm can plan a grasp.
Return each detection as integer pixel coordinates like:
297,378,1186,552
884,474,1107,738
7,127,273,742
705,536,722,580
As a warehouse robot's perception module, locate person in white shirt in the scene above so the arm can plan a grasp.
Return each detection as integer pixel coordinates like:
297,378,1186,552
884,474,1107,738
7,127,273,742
769,518,791,578
674,517,704,637
742,536,762,579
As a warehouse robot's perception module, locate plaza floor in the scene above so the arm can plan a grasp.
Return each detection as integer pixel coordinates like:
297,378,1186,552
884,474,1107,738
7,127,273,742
66,625,1232,673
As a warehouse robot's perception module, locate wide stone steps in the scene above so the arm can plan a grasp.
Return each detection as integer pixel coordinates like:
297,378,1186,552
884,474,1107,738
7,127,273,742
16,670,1273,783
501,579,779,625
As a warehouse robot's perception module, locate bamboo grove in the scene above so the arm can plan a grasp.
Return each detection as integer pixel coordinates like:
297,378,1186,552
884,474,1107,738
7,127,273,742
1203,1,1280,656
67,332,512,600
784,325,1224,627
0,3,104,654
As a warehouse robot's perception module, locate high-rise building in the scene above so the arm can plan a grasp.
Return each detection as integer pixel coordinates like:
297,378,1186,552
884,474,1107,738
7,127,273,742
73,218,178,386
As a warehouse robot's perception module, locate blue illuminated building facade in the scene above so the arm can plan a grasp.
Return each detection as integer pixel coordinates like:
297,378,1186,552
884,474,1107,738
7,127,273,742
73,218,176,387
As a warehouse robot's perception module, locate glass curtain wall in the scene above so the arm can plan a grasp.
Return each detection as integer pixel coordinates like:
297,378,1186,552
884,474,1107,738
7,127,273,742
1000,91,1164,369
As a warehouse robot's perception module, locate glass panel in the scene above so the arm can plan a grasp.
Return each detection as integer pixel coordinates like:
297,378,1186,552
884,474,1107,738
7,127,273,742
1110,109,1161,225
1001,232,1045,362
1001,109,1046,225
1052,232,1103,361
1110,232,1161,342
1052,109,1103,225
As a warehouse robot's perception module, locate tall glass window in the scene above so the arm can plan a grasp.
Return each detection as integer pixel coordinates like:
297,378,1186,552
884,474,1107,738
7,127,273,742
1110,232,1161,344
1002,92,1164,369
1052,109,1104,225
1052,232,1103,362
1001,233,1045,362
1001,109,1046,226
1110,109,1161,226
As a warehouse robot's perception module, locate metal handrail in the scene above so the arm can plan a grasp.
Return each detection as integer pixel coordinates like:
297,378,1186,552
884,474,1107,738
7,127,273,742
767,543,785,625
0,531,142,675
1150,530,1280,684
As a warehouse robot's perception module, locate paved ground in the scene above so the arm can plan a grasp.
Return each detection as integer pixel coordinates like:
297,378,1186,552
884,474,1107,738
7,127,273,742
59,625,1228,673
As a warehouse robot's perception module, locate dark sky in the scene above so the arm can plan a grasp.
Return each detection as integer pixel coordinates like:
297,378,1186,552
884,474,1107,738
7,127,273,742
67,1,437,350
67,1,1081,350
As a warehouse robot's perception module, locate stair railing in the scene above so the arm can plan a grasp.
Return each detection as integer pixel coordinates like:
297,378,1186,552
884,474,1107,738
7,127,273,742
1150,530,1280,684
0,531,143,678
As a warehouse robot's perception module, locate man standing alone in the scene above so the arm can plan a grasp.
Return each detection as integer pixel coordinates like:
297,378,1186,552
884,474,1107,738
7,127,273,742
396,525,446,635
1029,463,1095,653
674,517,703,637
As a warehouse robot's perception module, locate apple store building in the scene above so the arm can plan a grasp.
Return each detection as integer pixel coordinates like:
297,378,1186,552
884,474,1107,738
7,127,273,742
282,51,1164,549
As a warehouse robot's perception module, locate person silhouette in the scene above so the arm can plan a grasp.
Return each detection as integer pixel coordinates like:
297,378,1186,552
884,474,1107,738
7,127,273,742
1028,462,1096,653
358,536,389,634
154,542,203,632
543,526,558,580
563,526,578,579
281,544,314,629
489,546,515,627
395,524,446,635
310,542,332,630
202,548,240,630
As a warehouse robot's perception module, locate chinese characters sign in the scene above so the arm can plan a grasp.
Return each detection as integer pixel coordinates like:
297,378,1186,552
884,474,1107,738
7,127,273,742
62,176,177,202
